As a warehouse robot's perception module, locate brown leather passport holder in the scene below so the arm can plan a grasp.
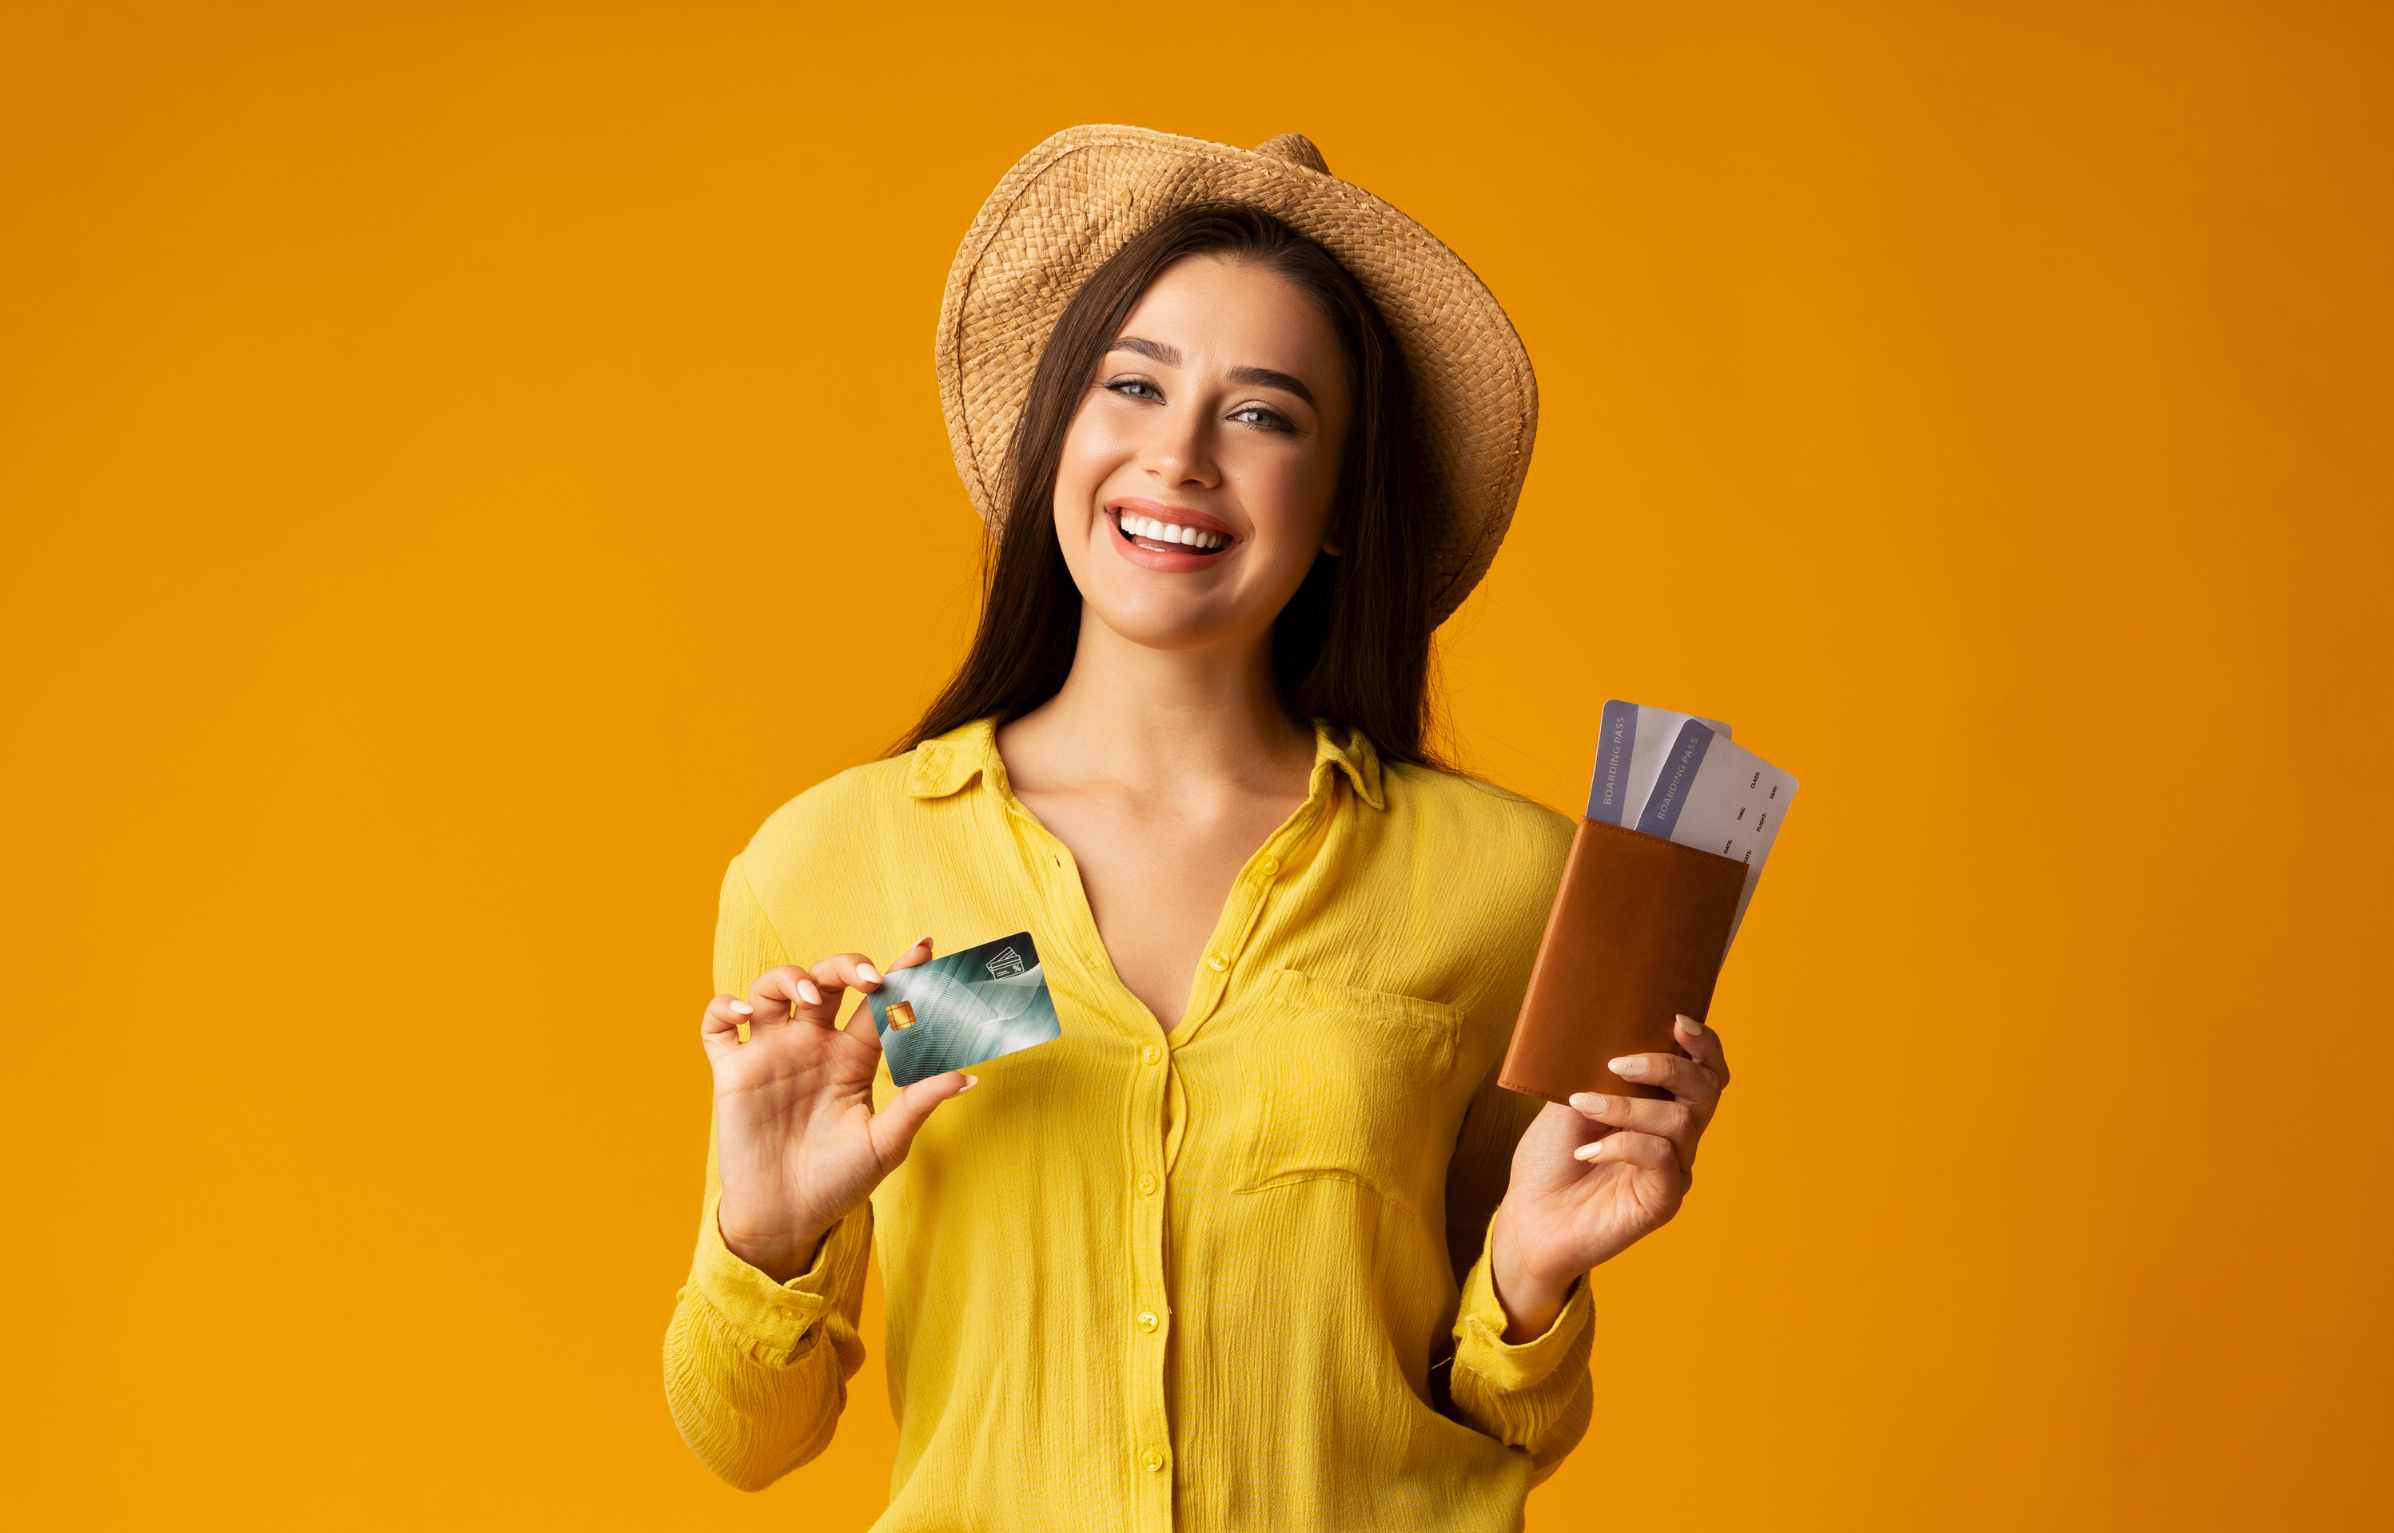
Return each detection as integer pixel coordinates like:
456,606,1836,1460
1498,815,1748,1106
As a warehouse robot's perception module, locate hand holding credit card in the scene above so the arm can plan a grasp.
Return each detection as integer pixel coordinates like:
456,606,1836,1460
865,929,1064,1086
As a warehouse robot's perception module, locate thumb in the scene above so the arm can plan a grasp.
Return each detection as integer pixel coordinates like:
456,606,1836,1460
872,1070,981,1161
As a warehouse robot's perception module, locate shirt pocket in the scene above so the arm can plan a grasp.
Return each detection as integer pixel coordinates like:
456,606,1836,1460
1235,967,1464,1212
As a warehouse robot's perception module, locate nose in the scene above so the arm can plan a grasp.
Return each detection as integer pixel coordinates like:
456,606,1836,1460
1137,400,1221,490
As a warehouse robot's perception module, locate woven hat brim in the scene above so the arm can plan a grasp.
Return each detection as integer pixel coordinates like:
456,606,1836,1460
934,123,1538,629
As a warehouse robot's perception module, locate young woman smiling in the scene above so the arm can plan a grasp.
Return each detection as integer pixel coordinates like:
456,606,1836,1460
663,127,1734,1530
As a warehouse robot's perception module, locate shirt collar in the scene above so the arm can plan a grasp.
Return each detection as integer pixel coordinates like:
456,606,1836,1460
905,712,1387,812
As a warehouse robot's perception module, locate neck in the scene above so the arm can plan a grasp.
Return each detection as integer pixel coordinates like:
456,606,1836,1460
1001,614,1313,799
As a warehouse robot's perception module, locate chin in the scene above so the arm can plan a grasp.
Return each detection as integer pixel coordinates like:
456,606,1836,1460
1081,585,1249,652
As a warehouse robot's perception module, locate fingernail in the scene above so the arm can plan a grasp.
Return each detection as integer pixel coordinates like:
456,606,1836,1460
798,980,822,1005
1608,1056,1642,1076
1568,1091,1606,1113
959,1073,979,1091
1679,1013,1705,1036
1574,1141,1601,1160
915,934,934,950
858,962,880,982
730,1000,753,1015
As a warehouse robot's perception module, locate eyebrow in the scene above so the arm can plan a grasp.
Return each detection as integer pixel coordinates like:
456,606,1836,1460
1107,335,1318,411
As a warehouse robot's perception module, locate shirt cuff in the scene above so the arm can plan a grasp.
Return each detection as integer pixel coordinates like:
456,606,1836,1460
691,1198,871,1366
1452,1202,1595,1393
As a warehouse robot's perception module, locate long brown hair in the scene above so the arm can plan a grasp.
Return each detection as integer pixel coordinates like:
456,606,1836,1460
882,200,1468,775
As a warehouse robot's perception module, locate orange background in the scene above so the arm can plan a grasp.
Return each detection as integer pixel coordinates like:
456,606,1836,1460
5,3,2386,1527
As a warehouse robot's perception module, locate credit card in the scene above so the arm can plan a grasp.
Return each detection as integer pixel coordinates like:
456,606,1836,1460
864,929,1063,1086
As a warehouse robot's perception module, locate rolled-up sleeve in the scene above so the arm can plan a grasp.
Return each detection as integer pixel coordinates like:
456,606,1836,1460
662,856,874,1491
1441,1055,1597,1489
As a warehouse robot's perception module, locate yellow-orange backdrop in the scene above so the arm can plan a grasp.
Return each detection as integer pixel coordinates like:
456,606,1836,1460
4,3,2386,1528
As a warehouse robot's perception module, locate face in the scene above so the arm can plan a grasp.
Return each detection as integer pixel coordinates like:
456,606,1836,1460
1050,253,1353,653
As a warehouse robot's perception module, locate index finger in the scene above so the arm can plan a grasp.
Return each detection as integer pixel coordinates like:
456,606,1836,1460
1606,1048,1722,1111
783,949,909,1037
1674,1012,1731,1086
746,964,825,1024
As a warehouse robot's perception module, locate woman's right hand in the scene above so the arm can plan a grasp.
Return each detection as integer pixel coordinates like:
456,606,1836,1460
699,937,977,1279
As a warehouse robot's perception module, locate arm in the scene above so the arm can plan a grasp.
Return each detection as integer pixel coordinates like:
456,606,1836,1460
661,858,875,1492
1440,1054,1597,1490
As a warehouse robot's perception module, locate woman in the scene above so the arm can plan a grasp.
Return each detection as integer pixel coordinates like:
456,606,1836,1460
663,126,1733,1528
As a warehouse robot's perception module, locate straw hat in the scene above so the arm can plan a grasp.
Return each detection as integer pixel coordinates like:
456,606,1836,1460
933,123,1539,630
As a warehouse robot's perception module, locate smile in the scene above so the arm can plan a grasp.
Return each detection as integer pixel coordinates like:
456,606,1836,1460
1104,505,1239,571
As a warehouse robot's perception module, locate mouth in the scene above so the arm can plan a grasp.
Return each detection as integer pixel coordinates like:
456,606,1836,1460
1104,503,1239,559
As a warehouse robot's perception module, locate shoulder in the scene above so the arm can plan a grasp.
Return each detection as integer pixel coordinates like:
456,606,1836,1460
1376,759,1579,1015
1383,757,1576,878
727,750,920,905
1383,758,1578,942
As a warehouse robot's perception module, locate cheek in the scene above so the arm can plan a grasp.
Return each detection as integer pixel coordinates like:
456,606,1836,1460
1059,403,1137,473
1243,456,1337,549
1049,420,1107,536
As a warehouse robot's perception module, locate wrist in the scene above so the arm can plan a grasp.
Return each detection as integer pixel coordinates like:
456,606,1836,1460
1489,1203,1579,1342
719,1207,830,1284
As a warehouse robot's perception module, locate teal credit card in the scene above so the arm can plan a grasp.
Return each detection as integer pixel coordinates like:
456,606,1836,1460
864,930,1062,1086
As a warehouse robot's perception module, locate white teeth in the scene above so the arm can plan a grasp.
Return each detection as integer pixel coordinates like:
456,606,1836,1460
1116,510,1227,549
1115,509,1227,549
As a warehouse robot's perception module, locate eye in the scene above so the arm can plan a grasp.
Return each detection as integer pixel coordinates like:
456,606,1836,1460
1103,378,1295,434
1230,404,1295,433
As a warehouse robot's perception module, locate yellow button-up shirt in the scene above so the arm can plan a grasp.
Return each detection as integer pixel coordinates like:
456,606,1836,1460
665,712,1596,1528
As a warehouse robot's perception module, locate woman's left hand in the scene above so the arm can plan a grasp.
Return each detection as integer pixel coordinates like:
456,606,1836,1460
1490,1013,1731,1327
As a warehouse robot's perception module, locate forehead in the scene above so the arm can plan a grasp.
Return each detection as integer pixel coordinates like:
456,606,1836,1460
1117,255,1339,369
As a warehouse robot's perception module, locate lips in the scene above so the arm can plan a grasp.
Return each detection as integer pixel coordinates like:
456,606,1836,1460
1107,506,1231,557
1105,497,1238,542
1103,503,1243,572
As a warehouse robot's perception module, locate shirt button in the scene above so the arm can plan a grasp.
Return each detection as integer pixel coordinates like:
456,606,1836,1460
1205,952,1228,973
1257,854,1280,877
1136,1310,1159,1332
1137,1173,1157,1195
1142,1448,1167,1473
1140,1042,1161,1065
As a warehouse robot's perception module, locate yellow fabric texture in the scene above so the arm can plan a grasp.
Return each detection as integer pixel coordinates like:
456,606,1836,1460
664,712,1596,1527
